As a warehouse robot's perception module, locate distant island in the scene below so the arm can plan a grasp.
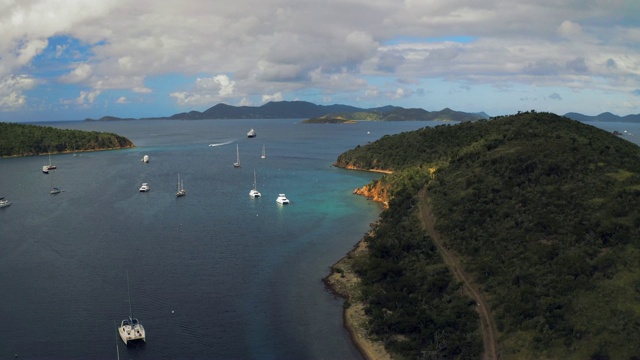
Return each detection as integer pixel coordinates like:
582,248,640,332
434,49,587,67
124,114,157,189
0,122,134,157
85,100,640,124
85,100,489,122
302,106,486,123
327,112,640,359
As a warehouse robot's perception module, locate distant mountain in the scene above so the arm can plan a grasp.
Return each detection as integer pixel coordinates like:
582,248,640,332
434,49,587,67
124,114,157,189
167,101,365,120
85,116,137,121
564,112,640,122
79,101,483,122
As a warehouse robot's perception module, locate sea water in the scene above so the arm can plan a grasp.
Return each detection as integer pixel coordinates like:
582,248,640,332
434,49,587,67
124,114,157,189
0,118,436,360
1,118,635,359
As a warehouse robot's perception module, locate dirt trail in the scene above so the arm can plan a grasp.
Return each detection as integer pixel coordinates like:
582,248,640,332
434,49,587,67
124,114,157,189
418,189,499,360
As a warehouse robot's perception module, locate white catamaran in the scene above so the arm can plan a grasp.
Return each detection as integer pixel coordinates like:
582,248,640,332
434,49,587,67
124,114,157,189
249,170,261,198
118,273,146,345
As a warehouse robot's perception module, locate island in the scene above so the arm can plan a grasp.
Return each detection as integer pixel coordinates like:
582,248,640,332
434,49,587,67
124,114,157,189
327,111,640,359
0,122,135,157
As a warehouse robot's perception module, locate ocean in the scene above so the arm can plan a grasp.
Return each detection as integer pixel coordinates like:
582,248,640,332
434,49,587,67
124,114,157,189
0,118,436,360
1,117,637,359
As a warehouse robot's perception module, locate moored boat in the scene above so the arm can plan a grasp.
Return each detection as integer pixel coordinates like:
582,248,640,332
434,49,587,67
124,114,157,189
276,193,290,205
176,174,186,197
118,273,146,345
0,197,11,208
249,170,261,198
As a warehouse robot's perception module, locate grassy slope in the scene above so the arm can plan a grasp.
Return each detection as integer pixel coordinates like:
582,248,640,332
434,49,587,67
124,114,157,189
336,112,640,359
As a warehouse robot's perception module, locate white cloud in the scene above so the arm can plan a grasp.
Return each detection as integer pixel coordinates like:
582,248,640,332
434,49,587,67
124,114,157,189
115,96,128,104
262,92,283,103
0,74,36,110
1,0,639,118
558,20,583,39
59,63,93,83
169,75,237,106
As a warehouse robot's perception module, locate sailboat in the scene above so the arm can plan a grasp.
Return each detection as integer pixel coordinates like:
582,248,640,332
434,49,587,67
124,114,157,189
176,174,186,197
261,144,266,159
47,151,56,170
50,169,61,194
249,170,261,198
118,272,146,345
234,144,240,168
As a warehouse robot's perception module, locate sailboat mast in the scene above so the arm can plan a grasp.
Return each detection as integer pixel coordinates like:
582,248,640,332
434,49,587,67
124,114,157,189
126,271,134,321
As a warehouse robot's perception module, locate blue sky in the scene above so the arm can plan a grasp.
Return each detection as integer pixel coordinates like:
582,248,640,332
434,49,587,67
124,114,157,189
1,0,639,122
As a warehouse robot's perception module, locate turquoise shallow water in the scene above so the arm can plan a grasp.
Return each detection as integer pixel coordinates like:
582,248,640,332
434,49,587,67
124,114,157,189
0,118,435,359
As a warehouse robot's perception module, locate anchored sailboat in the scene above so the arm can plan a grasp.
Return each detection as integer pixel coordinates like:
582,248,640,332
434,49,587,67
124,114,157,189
176,174,186,197
249,170,261,198
261,144,266,159
118,272,146,345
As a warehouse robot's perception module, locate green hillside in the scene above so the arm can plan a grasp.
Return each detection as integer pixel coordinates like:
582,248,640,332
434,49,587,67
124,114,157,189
0,122,134,157
334,112,640,359
303,107,484,123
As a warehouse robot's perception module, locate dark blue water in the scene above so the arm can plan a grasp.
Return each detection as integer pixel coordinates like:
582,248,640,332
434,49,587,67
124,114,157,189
0,119,437,360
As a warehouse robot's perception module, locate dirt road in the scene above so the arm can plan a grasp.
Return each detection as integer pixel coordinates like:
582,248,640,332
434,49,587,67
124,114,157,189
418,189,499,360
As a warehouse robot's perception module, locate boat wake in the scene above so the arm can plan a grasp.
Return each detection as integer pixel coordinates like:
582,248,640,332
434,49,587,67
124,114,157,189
208,140,234,147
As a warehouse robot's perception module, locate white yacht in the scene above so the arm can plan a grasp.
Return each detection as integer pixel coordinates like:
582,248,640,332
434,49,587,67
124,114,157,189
276,193,290,205
249,170,261,198
42,165,49,174
142,155,149,163
139,183,150,192
118,273,146,345
0,197,11,208
247,128,256,138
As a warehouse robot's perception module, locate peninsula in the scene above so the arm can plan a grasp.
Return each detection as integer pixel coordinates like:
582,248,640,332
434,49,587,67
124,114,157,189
329,111,640,359
0,122,134,157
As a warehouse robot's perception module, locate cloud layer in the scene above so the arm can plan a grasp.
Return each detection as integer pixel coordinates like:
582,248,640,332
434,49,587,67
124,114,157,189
1,0,639,120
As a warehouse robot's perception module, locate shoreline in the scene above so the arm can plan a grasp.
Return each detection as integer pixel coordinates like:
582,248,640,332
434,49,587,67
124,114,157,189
323,240,393,360
338,164,393,174
324,167,394,360
0,145,136,159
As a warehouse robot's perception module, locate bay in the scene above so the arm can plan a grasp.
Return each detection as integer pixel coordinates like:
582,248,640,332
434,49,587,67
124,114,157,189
0,118,436,360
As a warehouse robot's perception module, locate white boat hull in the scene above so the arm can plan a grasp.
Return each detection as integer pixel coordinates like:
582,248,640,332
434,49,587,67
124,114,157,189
276,194,290,204
118,319,146,345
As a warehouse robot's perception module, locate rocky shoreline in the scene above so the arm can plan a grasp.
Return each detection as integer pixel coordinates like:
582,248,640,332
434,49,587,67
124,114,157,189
324,168,394,360
323,240,392,360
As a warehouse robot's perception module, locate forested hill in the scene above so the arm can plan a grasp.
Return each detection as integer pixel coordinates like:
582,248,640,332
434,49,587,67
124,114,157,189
334,112,640,359
0,122,134,157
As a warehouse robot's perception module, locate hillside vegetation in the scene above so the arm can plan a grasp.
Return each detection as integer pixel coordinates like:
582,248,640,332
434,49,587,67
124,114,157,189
303,107,484,123
0,122,134,157
334,112,640,359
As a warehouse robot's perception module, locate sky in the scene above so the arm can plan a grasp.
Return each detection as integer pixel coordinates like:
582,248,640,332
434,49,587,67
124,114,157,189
1,0,639,122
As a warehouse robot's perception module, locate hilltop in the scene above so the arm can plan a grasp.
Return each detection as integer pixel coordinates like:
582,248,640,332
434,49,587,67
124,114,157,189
331,111,640,359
